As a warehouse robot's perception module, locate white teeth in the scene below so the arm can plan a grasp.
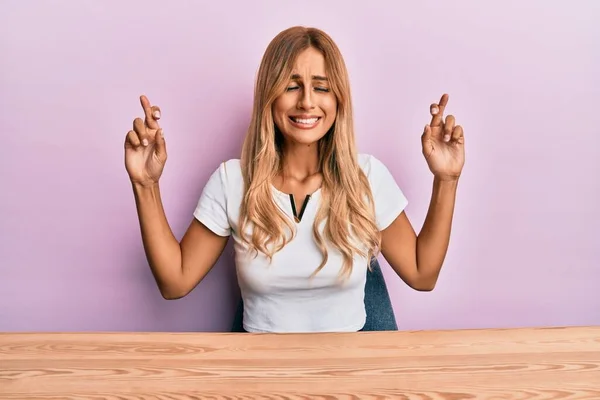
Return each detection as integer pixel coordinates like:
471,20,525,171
292,117,318,124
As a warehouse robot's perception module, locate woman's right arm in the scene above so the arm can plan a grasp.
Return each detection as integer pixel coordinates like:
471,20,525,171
132,182,228,300
126,95,228,300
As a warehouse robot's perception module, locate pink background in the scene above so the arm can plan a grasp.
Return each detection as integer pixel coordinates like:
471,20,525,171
1,1,599,332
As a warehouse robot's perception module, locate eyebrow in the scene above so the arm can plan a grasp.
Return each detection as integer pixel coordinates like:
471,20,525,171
291,74,328,81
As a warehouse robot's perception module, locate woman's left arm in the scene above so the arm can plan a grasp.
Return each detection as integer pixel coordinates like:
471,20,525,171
381,93,465,291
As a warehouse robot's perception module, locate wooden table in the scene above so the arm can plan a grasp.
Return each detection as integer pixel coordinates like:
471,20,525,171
1,326,599,399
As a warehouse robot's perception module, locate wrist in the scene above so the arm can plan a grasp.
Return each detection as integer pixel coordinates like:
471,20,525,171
132,180,160,194
434,174,460,185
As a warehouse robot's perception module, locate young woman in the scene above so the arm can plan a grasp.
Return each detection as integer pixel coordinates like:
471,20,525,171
124,26,465,333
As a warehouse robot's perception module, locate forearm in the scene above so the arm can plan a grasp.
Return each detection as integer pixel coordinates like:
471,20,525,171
132,182,184,296
415,177,459,285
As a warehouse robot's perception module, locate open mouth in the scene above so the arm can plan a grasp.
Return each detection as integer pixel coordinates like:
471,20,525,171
289,116,321,129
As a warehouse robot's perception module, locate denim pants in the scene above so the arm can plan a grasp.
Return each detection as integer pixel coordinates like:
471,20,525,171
230,257,398,332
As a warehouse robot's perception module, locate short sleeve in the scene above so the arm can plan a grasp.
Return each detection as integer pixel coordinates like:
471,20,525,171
193,163,231,236
362,154,408,231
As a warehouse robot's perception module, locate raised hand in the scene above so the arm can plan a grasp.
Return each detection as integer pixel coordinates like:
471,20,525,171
421,93,465,181
124,95,167,186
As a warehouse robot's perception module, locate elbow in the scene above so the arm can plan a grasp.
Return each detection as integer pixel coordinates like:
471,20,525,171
159,284,190,300
413,282,436,292
154,263,190,300
410,276,438,292
161,291,185,300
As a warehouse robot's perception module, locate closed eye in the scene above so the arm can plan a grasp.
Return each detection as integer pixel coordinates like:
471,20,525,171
286,86,330,93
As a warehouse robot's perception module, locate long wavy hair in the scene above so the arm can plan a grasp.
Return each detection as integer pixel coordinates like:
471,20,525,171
238,26,380,279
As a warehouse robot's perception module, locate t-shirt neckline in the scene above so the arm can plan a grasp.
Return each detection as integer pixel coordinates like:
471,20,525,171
270,184,322,198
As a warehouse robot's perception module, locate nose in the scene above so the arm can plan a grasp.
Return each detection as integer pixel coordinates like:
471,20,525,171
297,88,315,110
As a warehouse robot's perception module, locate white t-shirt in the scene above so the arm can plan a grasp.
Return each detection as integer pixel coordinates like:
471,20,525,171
193,154,408,333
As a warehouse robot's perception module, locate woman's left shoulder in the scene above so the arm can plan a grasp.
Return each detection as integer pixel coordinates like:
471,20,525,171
357,154,407,226
357,153,391,178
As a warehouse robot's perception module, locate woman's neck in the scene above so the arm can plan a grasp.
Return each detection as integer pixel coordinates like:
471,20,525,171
280,142,320,181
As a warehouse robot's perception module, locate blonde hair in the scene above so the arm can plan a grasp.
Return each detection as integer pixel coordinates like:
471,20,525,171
239,26,380,279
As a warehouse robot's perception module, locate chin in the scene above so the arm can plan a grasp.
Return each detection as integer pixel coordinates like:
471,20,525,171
285,128,330,146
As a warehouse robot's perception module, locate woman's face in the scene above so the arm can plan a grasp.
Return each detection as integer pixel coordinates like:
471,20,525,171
272,47,338,146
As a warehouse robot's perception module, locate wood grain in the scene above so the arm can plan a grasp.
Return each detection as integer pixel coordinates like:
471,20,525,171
1,326,599,399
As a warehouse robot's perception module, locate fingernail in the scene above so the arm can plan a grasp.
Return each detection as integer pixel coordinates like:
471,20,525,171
142,139,149,146
159,129,164,137
153,110,161,119
431,107,439,115
444,134,450,142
